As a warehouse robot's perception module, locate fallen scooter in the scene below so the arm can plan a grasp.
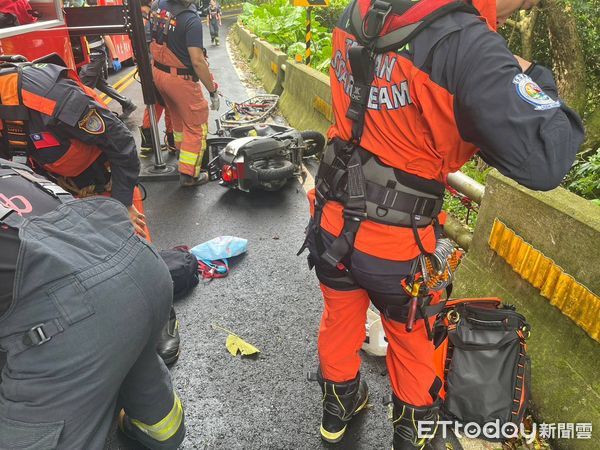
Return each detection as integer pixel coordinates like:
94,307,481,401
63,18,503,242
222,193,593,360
205,123,325,192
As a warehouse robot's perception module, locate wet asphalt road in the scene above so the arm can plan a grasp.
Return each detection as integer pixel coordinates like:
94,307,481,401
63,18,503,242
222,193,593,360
102,15,392,450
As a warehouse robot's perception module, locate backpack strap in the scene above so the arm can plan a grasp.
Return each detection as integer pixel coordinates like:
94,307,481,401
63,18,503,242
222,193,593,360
349,0,478,52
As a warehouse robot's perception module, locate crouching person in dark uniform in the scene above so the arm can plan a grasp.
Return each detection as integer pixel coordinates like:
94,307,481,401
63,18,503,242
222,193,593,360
0,55,180,365
0,160,185,449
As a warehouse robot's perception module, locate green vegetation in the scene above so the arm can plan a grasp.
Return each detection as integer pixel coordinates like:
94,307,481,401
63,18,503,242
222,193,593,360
564,148,600,206
239,0,332,72
501,0,600,206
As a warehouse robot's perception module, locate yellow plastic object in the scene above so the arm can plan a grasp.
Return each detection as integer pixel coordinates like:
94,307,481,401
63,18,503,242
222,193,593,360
489,218,600,342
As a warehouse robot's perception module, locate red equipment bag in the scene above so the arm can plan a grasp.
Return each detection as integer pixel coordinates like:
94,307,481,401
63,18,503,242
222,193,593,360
433,297,531,432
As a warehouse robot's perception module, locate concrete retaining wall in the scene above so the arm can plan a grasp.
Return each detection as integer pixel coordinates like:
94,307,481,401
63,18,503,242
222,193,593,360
230,23,241,47
453,171,600,449
250,39,286,95
280,61,333,136
236,24,256,61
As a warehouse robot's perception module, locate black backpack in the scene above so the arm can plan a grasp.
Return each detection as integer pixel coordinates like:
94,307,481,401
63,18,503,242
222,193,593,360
159,247,199,300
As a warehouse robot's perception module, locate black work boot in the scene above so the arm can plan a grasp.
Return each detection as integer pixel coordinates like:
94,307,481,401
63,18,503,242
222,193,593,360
157,306,180,366
391,396,439,450
318,372,369,443
166,131,176,153
139,127,152,153
120,100,137,120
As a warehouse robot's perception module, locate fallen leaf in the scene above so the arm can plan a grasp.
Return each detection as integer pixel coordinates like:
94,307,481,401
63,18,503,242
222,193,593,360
212,324,261,357
225,334,260,356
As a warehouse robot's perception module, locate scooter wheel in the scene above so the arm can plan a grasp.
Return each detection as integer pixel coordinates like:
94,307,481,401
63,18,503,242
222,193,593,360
252,159,295,182
300,131,326,158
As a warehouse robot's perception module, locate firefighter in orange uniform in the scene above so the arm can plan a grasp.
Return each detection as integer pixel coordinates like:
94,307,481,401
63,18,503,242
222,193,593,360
149,0,220,186
300,0,584,448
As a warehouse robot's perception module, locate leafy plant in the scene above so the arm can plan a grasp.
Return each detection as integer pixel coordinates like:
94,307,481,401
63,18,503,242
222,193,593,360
564,147,600,205
239,0,333,72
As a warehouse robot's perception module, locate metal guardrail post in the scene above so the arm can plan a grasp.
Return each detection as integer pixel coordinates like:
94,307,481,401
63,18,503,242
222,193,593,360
148,105,166,169
444,215,473,251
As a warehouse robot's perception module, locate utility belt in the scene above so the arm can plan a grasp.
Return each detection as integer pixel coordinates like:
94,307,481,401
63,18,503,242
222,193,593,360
318,139,444,227
153,60,199,82
301,138,444,268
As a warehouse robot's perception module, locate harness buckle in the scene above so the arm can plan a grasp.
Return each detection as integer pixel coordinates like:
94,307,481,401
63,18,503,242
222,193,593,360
24,324,51,347
343,209,367,222
362,1,392,40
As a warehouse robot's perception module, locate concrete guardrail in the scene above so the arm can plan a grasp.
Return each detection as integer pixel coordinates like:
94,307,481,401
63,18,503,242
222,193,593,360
279,60,333,136
250,39,286,95
230,23,242,47
453,170,600,449
236,23,256,61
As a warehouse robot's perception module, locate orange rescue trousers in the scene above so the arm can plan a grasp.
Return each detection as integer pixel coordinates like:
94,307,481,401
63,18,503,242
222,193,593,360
132,186,151,241
142,103,173,134
318,286,440,408
150,43,208,178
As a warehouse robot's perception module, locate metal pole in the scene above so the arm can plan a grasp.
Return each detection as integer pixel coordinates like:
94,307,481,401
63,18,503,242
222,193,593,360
447,171,485,204
148,104,166,169
127,0,174,174
305,6,312,65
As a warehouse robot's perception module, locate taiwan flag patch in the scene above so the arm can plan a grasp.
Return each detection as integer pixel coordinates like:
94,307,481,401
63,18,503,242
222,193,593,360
30,132,60,150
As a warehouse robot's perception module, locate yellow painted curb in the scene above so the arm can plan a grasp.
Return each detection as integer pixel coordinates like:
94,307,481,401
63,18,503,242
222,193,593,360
98,68,137,101
101,74,137,106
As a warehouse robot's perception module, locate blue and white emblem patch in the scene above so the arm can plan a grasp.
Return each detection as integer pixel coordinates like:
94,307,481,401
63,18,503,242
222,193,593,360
513,74,560,111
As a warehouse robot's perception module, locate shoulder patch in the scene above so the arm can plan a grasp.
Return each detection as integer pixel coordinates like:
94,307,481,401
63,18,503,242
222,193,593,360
513,74,560,111
78,109,106,134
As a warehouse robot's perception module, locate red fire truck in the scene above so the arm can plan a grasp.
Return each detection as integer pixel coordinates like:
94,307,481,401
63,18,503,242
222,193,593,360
98,0,134,63
0,0,133,70
0,0,76,68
